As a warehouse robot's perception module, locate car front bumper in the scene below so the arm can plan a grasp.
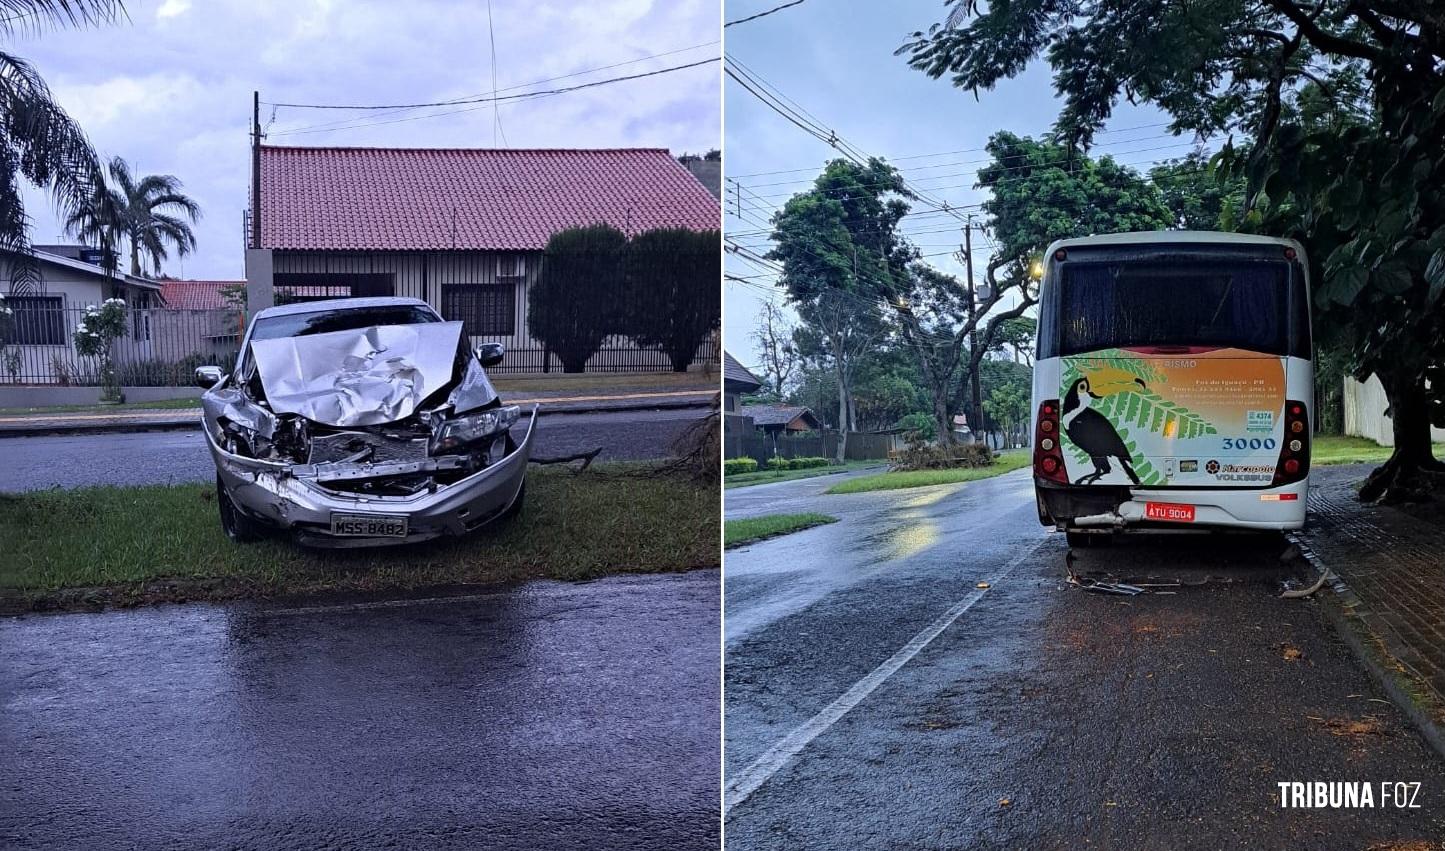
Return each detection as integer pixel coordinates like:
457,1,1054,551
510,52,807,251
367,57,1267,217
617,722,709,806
205,407,537,547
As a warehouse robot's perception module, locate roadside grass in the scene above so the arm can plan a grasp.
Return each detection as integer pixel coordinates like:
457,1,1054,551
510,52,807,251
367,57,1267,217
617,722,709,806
1312,434,1445,466
0,397,201,416
826,451,1031,494
0,463,718,607
725,460,883,489
724,513,837,548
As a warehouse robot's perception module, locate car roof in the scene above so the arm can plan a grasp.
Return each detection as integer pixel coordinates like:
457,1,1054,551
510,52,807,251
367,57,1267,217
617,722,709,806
252,296,432,319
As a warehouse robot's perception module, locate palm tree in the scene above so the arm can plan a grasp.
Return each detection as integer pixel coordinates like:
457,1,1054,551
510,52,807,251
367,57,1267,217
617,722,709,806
67,156,201,277
1,1,125,293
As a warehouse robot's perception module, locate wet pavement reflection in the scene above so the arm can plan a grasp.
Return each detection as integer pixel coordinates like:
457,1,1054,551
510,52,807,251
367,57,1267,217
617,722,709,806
1,571,719,850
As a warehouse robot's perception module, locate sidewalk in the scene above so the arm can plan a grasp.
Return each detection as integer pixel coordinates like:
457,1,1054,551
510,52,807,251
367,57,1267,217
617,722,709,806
0,380,718,436
1300,464,1445,750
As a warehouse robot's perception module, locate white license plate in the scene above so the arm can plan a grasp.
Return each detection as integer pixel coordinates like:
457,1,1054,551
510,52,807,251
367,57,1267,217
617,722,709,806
329,513,409,537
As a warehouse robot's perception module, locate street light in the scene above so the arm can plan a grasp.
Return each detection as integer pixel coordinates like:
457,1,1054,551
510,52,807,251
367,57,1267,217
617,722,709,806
1029,258,1044,281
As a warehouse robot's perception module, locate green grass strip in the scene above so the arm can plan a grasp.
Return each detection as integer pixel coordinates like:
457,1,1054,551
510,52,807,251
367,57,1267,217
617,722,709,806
0,463,718,599
1311,435,1445,466
724,460,883,489
724,512,838,548
826,452,1031,494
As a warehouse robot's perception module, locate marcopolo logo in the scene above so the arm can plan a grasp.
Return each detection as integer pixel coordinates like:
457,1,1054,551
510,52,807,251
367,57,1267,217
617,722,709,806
1205,460,1220,475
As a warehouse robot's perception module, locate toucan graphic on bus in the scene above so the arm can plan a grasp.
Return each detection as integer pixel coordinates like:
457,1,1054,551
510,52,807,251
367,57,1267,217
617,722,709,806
1061,374,1146,485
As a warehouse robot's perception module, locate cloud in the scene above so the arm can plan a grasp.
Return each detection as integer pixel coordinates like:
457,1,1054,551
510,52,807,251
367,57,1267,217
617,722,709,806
155,0,191,20
13,0,720,279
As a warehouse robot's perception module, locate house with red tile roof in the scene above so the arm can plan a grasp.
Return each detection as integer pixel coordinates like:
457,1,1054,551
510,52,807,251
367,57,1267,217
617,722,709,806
246,145,720,372
158,279,245,311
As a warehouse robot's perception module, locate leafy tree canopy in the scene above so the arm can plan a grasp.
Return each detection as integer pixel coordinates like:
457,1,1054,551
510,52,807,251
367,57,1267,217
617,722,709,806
902,0,1445,500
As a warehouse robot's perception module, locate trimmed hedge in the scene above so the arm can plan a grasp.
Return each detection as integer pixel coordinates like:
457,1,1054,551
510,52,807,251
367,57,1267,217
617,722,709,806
764,456,832,471
724,457,759,476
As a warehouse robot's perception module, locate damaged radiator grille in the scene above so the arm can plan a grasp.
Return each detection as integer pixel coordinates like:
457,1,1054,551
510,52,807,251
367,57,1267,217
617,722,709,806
307,430,431,465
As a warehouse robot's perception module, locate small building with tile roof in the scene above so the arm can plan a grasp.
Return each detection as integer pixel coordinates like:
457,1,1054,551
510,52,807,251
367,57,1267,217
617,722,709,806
740,404,822,435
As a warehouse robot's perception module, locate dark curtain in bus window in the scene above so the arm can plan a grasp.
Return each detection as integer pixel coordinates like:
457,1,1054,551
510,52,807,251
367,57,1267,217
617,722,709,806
443,283,515,337
1060,262,1287,355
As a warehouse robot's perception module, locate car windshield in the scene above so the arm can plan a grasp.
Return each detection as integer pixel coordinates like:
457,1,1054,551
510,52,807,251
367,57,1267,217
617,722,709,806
1058,260,1291,355
249,305,441,342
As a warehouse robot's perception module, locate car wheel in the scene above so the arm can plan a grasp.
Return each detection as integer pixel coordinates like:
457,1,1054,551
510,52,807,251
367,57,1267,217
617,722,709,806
216,475,260,543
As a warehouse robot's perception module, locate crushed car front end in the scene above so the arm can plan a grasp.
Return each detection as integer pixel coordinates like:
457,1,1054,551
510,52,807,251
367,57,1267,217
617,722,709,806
203,406,535,547
200,314,535,547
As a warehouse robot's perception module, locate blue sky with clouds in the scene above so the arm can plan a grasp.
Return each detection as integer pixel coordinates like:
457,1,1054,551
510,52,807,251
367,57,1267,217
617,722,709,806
722,0,1206,365
13,0,721,280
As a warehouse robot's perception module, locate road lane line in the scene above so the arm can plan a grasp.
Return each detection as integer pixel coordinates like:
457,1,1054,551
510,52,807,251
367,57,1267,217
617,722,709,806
723,534,1049,816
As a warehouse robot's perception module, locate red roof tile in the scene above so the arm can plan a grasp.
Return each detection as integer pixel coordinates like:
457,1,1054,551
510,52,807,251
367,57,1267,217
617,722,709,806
258,146,721,251
159,280,244,310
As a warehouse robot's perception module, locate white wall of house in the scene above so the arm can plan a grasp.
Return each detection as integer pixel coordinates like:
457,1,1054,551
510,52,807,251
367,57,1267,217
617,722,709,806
0,256,162,385
1343,374,1445,446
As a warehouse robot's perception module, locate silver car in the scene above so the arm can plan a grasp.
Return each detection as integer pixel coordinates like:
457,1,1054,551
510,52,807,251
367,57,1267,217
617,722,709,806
196,296,535,547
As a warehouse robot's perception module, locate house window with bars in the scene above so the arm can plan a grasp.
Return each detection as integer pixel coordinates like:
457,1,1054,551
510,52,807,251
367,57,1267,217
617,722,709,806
443,283,516,337
3,295,65,345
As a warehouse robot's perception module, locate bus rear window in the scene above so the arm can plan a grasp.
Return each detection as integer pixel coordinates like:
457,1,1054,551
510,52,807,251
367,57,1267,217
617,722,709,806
1058,260,1291,356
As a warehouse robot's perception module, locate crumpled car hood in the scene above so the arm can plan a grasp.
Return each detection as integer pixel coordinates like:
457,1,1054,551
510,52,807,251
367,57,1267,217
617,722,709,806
248,321,497,427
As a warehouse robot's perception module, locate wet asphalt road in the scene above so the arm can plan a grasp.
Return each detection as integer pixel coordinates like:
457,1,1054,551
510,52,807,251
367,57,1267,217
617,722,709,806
0,571,720,850
0,407,705,491
724,469,1445,849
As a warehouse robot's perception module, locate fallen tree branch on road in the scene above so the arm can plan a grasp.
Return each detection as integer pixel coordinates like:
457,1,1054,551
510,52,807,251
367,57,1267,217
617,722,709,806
528,447,603,473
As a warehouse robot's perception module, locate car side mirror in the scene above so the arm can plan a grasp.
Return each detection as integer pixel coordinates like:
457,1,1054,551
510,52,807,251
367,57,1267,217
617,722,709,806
475,343,505,367
195,365,224,388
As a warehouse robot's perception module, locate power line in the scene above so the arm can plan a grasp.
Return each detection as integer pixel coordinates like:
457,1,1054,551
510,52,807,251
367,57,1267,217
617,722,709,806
726,0,808,27
486,0,506,147
267,40,720,135
725,56,984,223
269,57,719,110
727,122,1179,179
267,57,719,138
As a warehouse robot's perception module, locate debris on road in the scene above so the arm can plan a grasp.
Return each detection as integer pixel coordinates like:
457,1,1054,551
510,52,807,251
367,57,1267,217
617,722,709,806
976,581,991,589
531,446,604,472
1307,715,1389,739
1279,644,1305,662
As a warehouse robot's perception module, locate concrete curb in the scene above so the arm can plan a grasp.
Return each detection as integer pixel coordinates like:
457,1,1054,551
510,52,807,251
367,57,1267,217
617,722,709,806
1287,530,1445,763
0,398,714,438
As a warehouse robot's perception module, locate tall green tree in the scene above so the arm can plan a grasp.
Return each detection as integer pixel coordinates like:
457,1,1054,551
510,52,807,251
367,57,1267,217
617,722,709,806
66,156,201,277
622,228,720,372
1,1,123,293
529,224,627,373
1149,151,1245,231
901,0,1445,502
768,159,904,460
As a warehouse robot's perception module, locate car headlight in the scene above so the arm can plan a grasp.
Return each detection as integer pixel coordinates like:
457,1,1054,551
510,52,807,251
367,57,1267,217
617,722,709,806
432,405,520,454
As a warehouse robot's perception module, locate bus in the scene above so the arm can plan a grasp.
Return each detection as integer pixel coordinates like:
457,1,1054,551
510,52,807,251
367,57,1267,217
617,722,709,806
1030,232,1313,546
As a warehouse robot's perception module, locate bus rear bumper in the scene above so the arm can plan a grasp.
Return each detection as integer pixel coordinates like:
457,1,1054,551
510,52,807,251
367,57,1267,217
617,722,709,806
1035,477,1308,531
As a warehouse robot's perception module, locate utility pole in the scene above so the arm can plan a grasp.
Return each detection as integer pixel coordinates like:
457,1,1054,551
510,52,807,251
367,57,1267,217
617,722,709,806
250,91,261,250
964,216,983,444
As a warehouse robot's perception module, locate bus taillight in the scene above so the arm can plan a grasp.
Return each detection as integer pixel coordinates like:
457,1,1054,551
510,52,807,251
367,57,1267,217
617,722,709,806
1271,400,1311,487
1034,400,1068,484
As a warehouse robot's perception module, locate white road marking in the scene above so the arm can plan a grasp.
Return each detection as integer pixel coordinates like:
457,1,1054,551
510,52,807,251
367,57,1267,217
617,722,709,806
722,535,1049,816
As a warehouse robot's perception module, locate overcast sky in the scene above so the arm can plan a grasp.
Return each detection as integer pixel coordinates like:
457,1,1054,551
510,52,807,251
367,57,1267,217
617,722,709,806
14,0,721,280
722,0,1198,365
